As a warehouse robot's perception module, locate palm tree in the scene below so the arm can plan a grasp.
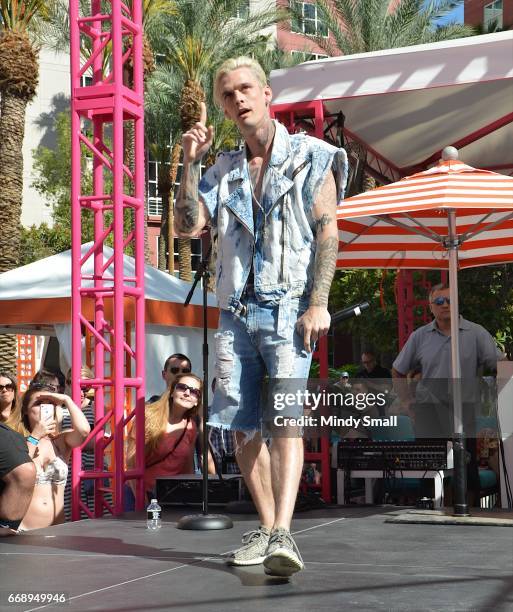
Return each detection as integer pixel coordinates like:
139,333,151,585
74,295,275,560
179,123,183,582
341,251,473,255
147,60,242,277
156,0,288,281
305,0,474,56
0,0,48,369
42,0,176,265
145,64,182,272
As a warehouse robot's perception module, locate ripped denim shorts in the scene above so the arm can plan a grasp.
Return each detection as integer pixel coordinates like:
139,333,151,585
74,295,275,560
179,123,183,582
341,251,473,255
207,291,313,434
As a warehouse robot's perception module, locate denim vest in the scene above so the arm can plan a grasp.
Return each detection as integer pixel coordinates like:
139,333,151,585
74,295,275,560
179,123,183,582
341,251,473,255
199,121,348,313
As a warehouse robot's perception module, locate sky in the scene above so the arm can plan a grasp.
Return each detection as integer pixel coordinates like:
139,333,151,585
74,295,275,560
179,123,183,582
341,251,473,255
434,4,465,26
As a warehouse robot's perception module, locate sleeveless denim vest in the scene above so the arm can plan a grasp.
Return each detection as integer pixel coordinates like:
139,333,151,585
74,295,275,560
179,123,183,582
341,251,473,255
199,121,348,313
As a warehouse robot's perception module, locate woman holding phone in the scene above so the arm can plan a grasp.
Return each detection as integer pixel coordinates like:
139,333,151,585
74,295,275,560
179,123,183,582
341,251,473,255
6,382,90,530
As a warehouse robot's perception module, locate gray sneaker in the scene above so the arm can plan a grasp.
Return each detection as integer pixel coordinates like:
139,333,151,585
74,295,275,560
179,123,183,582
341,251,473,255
263,527,304,577
226,526,271,566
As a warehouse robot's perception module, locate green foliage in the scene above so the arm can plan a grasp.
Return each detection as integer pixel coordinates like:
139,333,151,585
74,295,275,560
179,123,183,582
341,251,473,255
31,112,77,212
23,111,137,265
458,265,513,359
22,112,94,265
19,222,70,266
304,0,475,56
330,268,399,354
328,266,513,361
308,361,359,379
153,0,287,83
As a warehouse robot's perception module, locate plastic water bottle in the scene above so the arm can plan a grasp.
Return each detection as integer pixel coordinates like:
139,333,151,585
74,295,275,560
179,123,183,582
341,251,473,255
146,499,162,530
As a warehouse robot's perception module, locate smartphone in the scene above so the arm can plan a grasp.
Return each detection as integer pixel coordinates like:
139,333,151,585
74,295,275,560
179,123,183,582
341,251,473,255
39,403,55,421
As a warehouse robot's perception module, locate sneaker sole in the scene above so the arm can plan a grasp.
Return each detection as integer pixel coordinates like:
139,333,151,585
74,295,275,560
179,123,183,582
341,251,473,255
226,554,266,566
263,549,304,577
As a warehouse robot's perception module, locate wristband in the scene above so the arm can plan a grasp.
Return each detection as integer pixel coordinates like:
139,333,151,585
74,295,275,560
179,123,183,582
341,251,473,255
27,435,39,446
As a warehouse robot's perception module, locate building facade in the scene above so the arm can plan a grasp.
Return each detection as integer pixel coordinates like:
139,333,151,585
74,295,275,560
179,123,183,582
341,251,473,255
464,0,513,30
22,48,71,228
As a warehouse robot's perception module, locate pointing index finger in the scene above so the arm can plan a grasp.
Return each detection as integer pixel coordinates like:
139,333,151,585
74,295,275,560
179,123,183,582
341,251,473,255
199,101,207,126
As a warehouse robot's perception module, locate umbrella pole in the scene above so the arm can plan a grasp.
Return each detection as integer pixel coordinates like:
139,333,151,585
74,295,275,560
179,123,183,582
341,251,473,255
447,210,469,516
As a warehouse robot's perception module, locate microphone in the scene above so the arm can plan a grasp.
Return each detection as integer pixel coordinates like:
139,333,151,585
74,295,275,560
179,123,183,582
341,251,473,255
331,301,370,325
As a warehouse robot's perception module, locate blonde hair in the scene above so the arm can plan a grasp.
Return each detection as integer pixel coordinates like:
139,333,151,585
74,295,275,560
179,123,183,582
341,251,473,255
127,373,203,465
66,365,94,383
213,56,267,106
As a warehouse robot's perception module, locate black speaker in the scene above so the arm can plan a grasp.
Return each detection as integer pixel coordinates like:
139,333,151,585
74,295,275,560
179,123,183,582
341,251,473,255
156,475,243,506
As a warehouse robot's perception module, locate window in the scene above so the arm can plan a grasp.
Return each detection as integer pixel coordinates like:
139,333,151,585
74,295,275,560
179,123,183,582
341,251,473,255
484,0,503,30
147,157,162,216
291,50,328,62
81,74,93,87
156,235,203,274
147,152,208,218
291,2,328,37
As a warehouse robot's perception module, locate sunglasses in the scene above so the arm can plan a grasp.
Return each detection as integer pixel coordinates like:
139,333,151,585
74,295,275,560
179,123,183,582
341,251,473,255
431,297,451,306
0,383,14,392
168,367,191,375
174,382,201,399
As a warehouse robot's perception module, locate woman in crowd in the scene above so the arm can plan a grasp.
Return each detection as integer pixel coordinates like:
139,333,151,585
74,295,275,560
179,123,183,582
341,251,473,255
7,382,90,530
0,371,17,423
127,373,213,501
31,368,65,393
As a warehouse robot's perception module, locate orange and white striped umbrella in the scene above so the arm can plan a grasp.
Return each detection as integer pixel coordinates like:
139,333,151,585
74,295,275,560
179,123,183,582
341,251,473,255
337,158,513,270
336,152,513,504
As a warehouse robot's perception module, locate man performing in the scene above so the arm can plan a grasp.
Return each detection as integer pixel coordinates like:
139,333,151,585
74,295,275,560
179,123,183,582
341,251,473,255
174,56,347,576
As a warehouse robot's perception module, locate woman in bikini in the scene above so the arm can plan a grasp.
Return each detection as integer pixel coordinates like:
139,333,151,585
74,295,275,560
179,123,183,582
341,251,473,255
7,382,90,530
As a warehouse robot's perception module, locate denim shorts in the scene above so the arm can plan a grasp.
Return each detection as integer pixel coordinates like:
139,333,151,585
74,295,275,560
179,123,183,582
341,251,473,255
208,292,313,433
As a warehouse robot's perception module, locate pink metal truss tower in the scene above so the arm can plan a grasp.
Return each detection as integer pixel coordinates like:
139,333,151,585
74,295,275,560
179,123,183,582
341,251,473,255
69,0,146,518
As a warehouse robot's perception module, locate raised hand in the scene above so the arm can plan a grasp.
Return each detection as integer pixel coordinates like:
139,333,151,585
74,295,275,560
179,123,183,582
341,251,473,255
182,102,214,163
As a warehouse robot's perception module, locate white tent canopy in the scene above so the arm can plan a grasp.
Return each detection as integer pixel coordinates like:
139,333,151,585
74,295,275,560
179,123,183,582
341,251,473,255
0,244,219,399
270,32,513,180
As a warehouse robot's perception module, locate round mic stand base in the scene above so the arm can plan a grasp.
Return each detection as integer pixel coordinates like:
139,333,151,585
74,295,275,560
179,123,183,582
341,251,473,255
177,513,234,530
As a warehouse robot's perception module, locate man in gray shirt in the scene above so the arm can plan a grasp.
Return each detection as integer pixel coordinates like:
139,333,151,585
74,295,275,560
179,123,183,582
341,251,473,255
392,282,504,502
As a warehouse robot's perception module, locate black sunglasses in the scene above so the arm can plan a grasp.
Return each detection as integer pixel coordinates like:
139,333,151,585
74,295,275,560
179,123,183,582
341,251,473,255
0,383,14,392
168,367,191,375
431,296,450,306
174,382,201,399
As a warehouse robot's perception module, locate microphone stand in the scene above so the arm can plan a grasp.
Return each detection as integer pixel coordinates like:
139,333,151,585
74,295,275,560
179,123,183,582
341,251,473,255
177,244,233,530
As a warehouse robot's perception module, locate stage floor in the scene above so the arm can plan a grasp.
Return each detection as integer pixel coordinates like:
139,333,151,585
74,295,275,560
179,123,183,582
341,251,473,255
1,506,512,612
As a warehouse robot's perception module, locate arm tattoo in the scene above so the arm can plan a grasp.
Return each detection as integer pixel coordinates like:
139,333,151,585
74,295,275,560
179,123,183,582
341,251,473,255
309,236,338,307
174,161,201,233
314,214,333,233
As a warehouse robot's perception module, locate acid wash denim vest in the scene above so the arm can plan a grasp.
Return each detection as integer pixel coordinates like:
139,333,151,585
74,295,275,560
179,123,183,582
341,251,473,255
199,120,348,313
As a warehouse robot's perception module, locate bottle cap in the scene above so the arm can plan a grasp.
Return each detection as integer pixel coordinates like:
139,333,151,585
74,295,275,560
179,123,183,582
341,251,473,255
151,499,157,503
